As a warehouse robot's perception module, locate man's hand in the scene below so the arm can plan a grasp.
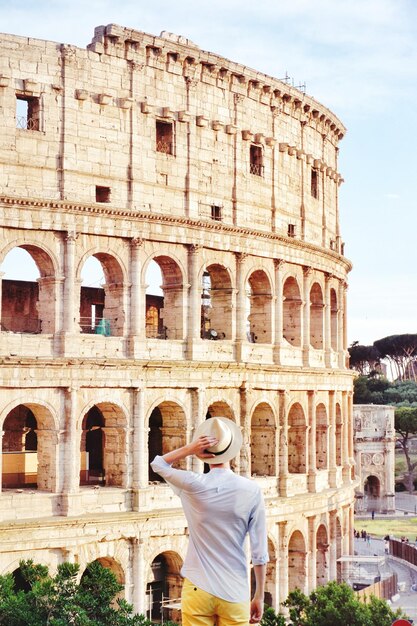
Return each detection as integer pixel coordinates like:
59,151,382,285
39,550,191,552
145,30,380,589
249,597,263,624
161,436,219,465
189,435,219,459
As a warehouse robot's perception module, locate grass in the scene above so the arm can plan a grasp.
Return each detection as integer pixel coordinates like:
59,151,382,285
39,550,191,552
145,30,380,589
395,450,417,475
355,517,417,541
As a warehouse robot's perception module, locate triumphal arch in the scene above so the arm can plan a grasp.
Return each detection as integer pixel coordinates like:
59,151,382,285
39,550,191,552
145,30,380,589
0,23,355,618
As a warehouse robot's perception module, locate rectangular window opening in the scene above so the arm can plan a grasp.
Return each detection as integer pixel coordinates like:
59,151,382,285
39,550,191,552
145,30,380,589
250,144,263,176
96,186,111,203
311,168,319,199
156,120,174,155
211,205,222,221
288,223,296,238
16,95,40,131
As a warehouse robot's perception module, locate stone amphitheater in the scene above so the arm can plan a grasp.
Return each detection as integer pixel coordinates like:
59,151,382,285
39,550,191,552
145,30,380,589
0,23,355,620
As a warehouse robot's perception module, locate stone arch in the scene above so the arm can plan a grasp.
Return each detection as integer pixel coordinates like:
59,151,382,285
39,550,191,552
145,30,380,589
82,556,125,584
335,403,342,465
246,269,272,343
316,524,329,587
1,401,57,492
288,403,307,474
148,401,187,482
309,282,324,349
79,401,127,488
330,288,338,350
1,243,58,334
78,250,126,337
364,474,381,512
288,530,306,593
205,400,235,421
250,402,276,476
146,551,183,623
201,264,232,340
283,276,302,347
145,254,185,340
316,403,328,470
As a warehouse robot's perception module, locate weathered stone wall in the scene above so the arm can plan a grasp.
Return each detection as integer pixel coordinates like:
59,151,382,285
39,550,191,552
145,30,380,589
0,24,355,617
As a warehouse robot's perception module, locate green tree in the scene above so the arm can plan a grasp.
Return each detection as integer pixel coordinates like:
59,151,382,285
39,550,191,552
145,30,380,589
0,559,153,626
348,343,381,375
282,581,404,626
395,406,417,492
260,605,286,626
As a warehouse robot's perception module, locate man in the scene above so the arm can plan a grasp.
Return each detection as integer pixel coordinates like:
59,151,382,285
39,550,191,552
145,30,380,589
151,416,268,626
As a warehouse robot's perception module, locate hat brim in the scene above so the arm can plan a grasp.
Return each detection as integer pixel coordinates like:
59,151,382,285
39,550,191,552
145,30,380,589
193,416,243,464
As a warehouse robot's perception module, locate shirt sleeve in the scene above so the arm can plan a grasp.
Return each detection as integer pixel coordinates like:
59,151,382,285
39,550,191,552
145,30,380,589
150,455,197,495
248,488,269,565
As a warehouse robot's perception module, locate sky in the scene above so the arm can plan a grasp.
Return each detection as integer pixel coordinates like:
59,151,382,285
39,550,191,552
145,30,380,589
0,0,416,346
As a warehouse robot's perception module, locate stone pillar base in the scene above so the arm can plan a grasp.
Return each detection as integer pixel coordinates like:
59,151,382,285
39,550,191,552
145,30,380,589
307,472,317,493
59,492,83,517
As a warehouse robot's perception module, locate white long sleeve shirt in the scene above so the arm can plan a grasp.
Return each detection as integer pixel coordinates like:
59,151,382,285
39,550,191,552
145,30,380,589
150,455,268,603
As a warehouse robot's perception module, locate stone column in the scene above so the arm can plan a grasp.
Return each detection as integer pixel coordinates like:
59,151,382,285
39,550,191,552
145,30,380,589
190,386,205,472
328,510,337,580
338,280,346,368
235,252,247,362
278,390,289,496
277,521,289,609
60,387,81,515
132,538,147,615
186,244,201,359
239,383,249,477
307,515,316,593
302,266,311,366
273,259,285,365
342,391,350,482
324,274,332,367
307,390,317,492
328,390,337,488
129,238,145,357
132,387,147,495
63,231,77,335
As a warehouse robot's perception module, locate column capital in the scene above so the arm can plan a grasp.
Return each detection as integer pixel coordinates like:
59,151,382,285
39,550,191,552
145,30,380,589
65,230,78,243
273,258,285,270
130,237,144,249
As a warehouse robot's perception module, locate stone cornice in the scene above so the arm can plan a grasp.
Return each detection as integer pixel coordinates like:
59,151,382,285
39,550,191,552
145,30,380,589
0,195,353,274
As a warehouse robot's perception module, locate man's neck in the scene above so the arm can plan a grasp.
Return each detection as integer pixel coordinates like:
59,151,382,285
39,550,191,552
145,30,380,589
209,462,230,470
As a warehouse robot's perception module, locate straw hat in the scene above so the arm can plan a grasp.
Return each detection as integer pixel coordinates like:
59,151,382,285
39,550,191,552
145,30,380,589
193,416,242,464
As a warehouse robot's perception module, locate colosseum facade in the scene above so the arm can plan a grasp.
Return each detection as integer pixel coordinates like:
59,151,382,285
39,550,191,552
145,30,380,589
0,24,355,619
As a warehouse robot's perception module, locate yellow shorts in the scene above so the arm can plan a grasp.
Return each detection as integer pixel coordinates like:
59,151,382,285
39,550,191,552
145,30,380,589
181,578,250,626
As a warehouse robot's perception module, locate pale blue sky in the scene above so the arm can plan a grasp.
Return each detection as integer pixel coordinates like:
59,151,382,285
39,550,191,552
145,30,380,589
1,0,416,346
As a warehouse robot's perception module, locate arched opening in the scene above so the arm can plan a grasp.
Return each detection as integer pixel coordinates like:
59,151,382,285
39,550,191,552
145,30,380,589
288,403,306,474
364,475,381,512
12,567,31,593
250,403,276,476
1,245,56,334
2,403,56,491
80,403,126,487
251,537,276,607
146,257,184,340
335,404,342,466
330,288,338,350
146,552,183,624
316,404,328,470
79,253,124,336
80,558,125,606
246,270,272,343
309,282,324,349
316,524,329,587
283,277,302,347
148,402,187,482
288,530,306,593
201,265,232,340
